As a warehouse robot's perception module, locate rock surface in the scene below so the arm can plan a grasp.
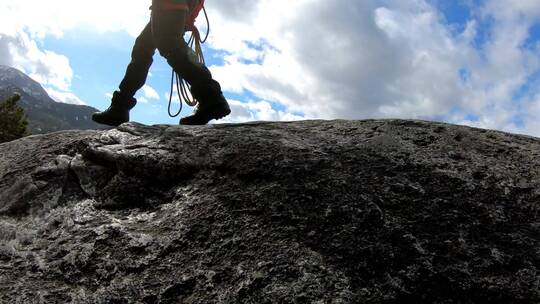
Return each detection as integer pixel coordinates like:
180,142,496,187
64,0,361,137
0,120,539,303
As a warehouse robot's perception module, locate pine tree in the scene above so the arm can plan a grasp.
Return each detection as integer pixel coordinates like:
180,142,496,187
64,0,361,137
0,94,29,143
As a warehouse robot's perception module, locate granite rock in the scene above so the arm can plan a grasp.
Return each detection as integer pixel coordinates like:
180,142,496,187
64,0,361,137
0,120,539,303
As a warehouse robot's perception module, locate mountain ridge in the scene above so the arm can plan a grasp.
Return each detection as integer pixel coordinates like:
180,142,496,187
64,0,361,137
0,65,106,134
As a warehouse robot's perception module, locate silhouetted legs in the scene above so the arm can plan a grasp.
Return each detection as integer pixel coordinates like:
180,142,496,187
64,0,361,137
119,9,212,98
94,7,229,126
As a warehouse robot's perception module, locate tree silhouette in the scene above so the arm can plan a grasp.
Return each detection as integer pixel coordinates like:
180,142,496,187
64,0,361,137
0,94,29,143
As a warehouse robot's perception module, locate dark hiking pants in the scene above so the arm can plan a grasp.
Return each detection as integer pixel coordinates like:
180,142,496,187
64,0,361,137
119,6,213,98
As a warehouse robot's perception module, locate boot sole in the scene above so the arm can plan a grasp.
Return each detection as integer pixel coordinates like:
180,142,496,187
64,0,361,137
180,106,231,125
213,107,231,120
92,114,128,127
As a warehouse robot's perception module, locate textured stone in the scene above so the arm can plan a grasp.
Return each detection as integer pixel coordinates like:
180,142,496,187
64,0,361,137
0,120,539,303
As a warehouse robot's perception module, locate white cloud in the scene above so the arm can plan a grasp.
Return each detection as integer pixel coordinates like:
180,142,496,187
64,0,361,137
0,30,74,91
520,92,540,135
0,0,149,39
138,97,149,104
205,0,540,135
141,84,160,100
0,29,81,105
45,87,86,105
0,0,149,105
219,99,304,123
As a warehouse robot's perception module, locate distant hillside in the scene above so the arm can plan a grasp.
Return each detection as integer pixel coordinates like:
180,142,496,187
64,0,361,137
0,65,107,134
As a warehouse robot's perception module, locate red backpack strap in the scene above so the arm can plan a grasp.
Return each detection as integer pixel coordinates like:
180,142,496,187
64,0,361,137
160,0,190,11
186,0,205,31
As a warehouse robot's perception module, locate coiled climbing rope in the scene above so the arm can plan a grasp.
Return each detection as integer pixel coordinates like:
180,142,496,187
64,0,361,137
168,5,210,118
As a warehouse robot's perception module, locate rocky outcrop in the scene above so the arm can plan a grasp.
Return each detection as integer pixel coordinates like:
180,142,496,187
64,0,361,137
0,120,539,303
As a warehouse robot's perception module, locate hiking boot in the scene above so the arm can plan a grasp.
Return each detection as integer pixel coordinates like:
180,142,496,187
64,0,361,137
92,91,137,127
180,81,231,125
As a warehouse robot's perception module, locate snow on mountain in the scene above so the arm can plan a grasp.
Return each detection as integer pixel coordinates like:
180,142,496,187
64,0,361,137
0,65,50,100
0,65,106,134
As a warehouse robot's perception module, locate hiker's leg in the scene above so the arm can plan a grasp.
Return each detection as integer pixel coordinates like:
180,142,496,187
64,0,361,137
119,22,156,98
150,8,212,86
151,8,230,125
92,23,155,126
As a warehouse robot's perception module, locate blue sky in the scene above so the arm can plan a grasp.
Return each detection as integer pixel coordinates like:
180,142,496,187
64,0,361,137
1,0,540,135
